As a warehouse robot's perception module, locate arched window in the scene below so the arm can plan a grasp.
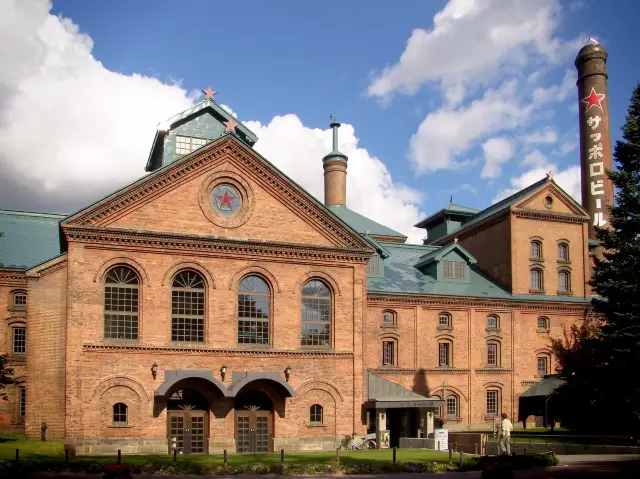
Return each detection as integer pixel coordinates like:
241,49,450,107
438,340,452,367
537,316,549,330
537,354,550,375
558,270,570,293
487,341,500,367
382,310,396,326
382,339,397,366
530,240,542,259
558,243,569,262
301,279,331,347
11,291,27,310
104,266,140,340
172,270,205,343
438,312,452,329
310,404,323,424
446,394,459,419
530,268,543,291
487,314,499,330
238,275,271,345
112,403,128,425
486,389,500,417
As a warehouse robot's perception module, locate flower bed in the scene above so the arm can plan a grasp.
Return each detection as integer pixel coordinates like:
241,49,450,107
460,451,559,478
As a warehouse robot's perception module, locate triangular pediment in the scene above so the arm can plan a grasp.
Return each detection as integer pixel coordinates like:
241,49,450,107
514,181,588,218
62,135,371,252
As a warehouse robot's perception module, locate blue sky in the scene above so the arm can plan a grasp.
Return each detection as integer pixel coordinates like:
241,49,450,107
1,0,639,242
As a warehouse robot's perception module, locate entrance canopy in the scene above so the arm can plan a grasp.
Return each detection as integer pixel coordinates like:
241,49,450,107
364,371,444,409
518,375,565,424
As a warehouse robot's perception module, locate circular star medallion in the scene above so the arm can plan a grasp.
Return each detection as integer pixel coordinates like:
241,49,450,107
212,184,242,215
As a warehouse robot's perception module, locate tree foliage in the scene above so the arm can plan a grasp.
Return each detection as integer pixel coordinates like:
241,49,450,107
0,354,18,401
553,82,640,434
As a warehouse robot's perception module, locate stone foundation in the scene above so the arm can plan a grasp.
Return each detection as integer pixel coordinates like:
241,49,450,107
75,438,168,456
273,435,341,452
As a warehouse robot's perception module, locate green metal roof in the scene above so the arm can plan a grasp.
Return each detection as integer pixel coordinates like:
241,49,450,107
327,205,407,239
414,202,479,228
415,242,477,269
367,241,590,303
0,210,65,269
520,376,566,398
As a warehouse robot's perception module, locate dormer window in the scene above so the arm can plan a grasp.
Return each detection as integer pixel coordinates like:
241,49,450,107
442,260,465,280
175,135,207,156
366,254,380,274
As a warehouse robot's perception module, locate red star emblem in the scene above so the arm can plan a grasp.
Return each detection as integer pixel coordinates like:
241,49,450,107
216,190,235,210
581,88,606,112
203,86,216,100
223,117,239,132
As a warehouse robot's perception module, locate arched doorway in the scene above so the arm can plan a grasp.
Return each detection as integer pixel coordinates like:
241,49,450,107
234,389,273,452
167,388,209,454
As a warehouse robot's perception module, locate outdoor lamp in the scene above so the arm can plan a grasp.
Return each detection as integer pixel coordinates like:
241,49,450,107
151,362,158,380
285,366,292,382
220,364,227,381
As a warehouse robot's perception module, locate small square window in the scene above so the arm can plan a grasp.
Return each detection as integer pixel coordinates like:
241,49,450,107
382,311,395,325
487,315,498,329
537,317,549,330
438,313,451,328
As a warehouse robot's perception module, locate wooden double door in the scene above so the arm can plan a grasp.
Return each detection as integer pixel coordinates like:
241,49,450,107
235,410,272,453
168,410,208,454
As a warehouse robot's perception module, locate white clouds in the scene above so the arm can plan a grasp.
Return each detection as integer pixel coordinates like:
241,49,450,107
521,149,549,167
409,80,530,173
532,69,576,105
524,128,559,144
367,0,576,101
481,137,514,178
494,163,581,203
0,0,425,243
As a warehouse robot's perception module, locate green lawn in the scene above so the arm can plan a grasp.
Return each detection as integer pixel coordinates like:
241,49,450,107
0,434,452,466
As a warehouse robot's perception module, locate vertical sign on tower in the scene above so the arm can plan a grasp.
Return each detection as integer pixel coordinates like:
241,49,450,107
575,39,614,240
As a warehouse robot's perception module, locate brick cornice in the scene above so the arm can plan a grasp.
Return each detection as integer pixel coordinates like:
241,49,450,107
83,342,354,358
367,292,589,312
372,367,471,374
27,258,67,280
512,209,588,224
63,136,371,252
64,226,371,264
0,269,27,287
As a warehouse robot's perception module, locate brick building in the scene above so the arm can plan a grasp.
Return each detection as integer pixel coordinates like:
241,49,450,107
0,93,596,455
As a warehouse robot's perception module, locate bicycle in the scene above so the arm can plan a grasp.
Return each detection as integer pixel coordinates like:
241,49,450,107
342,435,378,450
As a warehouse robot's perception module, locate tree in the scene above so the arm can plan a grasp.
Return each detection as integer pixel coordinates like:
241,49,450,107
554,83,640,434
0,354,18,401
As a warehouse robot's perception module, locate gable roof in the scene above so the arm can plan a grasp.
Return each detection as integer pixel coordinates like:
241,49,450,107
414,242,477,269
0,210,65,269
327,205,407,240
520,376,566,398
414,202,479,228
63,133,375,253
367,370,427,401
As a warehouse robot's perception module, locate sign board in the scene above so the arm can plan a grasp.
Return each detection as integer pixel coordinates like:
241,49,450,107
378,430,390,449
370,400,445,409
434,428,448,451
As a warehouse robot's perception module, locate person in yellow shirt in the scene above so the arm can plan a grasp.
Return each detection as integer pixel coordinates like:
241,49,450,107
499,413,513,455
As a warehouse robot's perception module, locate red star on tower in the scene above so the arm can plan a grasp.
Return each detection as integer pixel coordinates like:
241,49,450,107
223,118,239,132
581,87,606,112
202,86,216,100
216,190,235,210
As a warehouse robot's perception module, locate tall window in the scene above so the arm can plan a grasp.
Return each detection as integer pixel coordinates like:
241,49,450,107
12,327,26,354
382,310,396,325
310,404,323,424
366,254,380,274
438,312,452,328
438,342,451,367
487,342,499,367
104,266,140,340
172,270,205,343
382,341,395,366
19,387,26,419
530,240,542,259
487,315,499,330
486,390,499,417
112,403,128,425
175,135,207,156
537,356,549,375
537,316,549,330
558,243,569,261
238,276,271,345
446,395,458,418
12,292,27,309
530,268,543,291
558,270,570,293
442,261,465,279
301,280,331,347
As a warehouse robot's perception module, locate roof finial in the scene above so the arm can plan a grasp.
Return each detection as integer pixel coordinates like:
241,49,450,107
203,86,216,100
454,237,459,244
585,37,599,46
546,170,553,180
450,195,453,204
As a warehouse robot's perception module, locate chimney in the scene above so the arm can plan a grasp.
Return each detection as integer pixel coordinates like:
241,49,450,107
323,115,348,207
575,38,614,240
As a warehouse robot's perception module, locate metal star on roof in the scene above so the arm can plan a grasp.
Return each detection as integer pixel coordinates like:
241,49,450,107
454,237,459,243
223,117,239,133
546,170,553,179
203,87,216,100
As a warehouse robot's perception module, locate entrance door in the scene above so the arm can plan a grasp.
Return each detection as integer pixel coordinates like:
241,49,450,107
168,410,207,454
235,410,272,452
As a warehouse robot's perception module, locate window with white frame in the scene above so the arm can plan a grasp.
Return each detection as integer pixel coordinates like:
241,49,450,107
558,270,570,293
530,240,542,259
530,269,543,291
537,356,549,375
382,310,396,325
175,135,207,156
487,342,499,367
446,395,458,418
12,327,26,354
438,312,452,328
487,314,499,329
12,292,27,309
558,243,569,261
442,260,465,279
438,342,451,367
486,390,499,417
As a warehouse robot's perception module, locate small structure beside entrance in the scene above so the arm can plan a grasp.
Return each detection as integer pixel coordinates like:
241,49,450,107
518,375,566,429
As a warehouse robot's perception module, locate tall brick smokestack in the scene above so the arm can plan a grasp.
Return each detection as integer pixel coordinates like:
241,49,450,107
323,115,348,207
575,39,614,240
